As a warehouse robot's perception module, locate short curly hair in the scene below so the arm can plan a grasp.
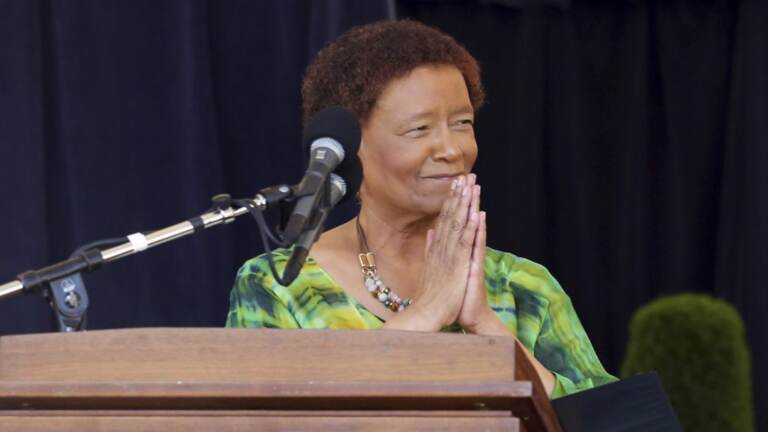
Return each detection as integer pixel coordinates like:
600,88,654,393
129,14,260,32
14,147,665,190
302,20,485,126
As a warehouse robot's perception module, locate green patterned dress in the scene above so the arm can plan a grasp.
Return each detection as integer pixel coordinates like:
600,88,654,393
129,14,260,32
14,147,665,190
226,247,617,399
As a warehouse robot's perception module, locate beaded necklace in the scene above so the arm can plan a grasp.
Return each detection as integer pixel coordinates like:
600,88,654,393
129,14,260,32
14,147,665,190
355,215,412,312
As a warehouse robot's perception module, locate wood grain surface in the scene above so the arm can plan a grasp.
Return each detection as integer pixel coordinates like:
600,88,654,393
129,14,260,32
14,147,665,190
0,415,520,432
0,328,561,431
0,328,517,382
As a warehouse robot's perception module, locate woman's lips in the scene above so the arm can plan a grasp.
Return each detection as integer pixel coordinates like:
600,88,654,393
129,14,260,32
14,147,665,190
420,174,461,181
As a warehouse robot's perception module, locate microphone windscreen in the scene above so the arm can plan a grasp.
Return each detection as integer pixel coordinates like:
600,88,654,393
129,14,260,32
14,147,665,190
302,106,362,202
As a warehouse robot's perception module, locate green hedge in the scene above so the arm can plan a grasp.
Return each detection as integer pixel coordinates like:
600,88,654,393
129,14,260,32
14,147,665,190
621,293,754,431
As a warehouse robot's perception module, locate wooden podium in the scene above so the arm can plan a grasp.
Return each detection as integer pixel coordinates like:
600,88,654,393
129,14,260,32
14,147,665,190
0,328,562,431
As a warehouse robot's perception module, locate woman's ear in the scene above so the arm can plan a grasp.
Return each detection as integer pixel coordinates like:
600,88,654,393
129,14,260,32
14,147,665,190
356,137,367,177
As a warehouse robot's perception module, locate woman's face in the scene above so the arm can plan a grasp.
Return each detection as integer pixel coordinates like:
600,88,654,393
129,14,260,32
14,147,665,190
359,64,477,217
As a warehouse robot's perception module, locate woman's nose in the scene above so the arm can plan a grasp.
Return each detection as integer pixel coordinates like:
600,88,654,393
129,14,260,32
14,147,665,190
432,126,462,161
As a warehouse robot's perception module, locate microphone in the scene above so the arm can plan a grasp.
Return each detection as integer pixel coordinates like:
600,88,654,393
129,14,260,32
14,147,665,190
283,107,361,243
304,107,363,204
281,174,347,285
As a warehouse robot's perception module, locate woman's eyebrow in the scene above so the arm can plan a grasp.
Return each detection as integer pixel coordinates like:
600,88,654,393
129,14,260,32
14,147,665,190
449,105,474,116
401,110,434,123
396,105,473,124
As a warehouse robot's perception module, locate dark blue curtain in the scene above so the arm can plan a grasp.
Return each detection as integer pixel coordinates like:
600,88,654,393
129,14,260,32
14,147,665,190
1,0,766,428
0,0,391,332
399,1,767,428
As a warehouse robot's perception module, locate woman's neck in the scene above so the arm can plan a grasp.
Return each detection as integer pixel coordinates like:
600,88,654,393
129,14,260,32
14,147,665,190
354,203,435,264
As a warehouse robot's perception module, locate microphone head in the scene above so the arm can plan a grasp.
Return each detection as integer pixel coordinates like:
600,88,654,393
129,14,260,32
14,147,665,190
328,173,347,206
303,106,362,202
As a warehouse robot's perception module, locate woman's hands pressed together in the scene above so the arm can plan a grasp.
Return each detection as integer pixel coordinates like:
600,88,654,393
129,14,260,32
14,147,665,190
381,172,555,392
457,181,495,333
384,173,504,334
415,173,481,330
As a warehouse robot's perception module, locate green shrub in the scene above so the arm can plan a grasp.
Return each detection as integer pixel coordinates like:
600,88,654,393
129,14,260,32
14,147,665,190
621,293,754,432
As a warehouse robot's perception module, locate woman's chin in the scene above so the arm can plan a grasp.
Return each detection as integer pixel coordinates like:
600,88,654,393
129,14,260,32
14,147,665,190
411,194,449,216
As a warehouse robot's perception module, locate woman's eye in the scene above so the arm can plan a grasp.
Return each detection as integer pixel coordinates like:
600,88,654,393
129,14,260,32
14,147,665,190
454,119,474,129
405,126,429,137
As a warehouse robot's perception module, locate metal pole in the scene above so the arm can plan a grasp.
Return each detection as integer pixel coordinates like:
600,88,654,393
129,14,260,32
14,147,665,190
0,204,254,301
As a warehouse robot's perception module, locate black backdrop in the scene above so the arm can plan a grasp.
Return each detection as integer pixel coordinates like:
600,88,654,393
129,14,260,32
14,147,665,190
1,0,766,428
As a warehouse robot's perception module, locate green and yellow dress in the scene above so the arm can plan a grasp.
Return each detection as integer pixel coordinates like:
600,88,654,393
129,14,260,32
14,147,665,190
226,247,618,398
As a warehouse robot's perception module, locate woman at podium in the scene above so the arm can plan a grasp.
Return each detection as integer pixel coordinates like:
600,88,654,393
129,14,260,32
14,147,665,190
226,20,617,399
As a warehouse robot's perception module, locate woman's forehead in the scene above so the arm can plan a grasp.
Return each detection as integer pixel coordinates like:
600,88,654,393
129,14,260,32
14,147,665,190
373,66,472,120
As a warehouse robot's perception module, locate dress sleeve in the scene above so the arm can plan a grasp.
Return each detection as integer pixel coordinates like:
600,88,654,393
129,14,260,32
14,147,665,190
530,267,618,398
225,259,300,329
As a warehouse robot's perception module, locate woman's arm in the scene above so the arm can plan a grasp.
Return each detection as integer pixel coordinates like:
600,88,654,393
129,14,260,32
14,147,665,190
468,310,556,396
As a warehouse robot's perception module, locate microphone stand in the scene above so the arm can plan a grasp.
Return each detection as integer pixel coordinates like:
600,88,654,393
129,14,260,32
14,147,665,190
0,185,294,332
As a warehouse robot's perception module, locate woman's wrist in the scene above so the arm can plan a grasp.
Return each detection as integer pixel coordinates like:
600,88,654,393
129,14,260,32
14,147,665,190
382,303,446,332
464,307,511,336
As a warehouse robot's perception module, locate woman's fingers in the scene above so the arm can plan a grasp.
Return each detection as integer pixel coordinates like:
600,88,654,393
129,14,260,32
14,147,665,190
473,211,486,280
432,174,480,252
447,174,473,218
471,182,481,222
448,178,476,240
416,176,484,329
434,176,462,241
457,204,480,251
477,211,486,252
457,210,489,332
467,211,485,291
463,174,476,215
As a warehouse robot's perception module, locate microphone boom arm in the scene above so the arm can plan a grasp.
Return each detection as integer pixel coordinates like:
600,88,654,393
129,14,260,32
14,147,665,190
0,185,294,303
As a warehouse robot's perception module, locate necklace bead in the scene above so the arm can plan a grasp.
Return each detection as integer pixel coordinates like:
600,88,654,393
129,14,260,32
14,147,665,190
362,268,411,311
356,216,412,312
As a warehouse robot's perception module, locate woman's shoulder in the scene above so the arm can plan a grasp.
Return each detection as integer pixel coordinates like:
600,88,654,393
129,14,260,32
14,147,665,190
236,248,288,286
231,247,378,330
238,246,289,270
484,247,567,299
235,247,335,294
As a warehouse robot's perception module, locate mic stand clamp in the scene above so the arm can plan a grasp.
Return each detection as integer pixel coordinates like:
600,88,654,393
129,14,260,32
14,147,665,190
13,248,103,332
44,272,90,332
